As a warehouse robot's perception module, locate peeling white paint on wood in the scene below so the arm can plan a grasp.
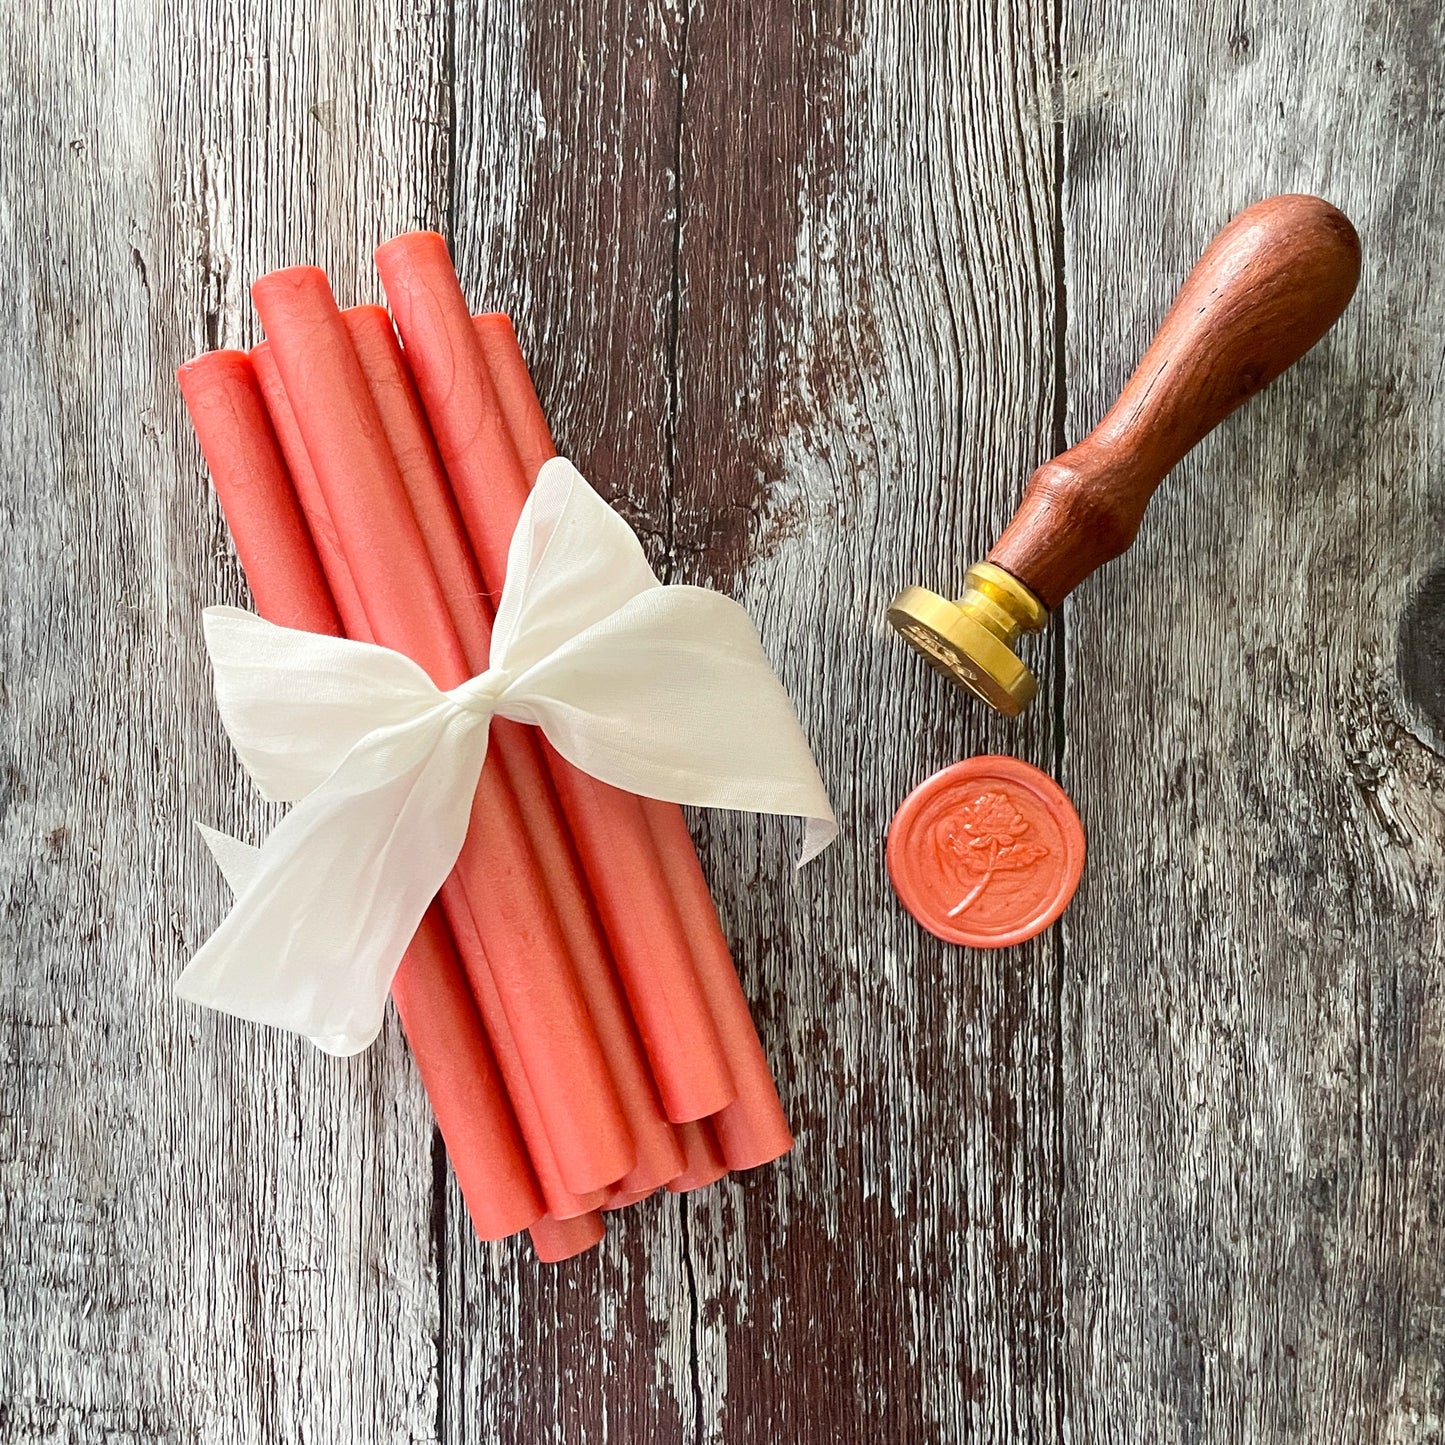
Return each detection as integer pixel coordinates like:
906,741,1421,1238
1,2,449,1439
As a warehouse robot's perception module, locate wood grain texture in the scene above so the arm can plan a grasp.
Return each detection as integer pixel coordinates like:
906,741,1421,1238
448,0,1063,1440
671,2,1063,1440
3,0,1444,1440
1058,1,1445,1440
0,2,449,1438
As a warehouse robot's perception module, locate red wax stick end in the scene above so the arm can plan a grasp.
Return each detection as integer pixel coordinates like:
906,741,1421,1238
667,1121,729,1194
472,314,556,483
603,1186,658,1211
375,230,451,269
393,915,544,1240
177,349,343,637
712,1112,794,1173
614,1123,687,1199
251,264,334,311
530,1211,605,1264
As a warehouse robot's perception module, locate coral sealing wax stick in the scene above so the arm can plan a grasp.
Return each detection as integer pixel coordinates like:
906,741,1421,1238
529,1208,607,1265
667,1120,729,1195
250,267,634,1195
473,311,795,1170
375,233,737,1125
342,305,687,1197
176,349,543,1241
250,343,609,1224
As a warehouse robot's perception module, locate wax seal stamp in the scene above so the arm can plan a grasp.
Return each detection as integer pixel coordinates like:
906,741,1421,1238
887,757,1084,948
889,194,1361,716
887,562,1048,717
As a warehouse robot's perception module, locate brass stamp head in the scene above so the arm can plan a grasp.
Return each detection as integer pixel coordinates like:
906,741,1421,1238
886,562,1048,717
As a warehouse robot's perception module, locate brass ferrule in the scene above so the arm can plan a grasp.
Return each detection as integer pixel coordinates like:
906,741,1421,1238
954,562,1048,649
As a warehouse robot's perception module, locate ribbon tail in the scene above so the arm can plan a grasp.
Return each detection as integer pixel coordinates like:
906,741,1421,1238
176,706,491,1055
798,816,838,868
196,824,262,896
501,586,837,864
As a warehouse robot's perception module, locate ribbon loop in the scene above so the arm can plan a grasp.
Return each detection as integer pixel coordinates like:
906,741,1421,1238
178,458,837,1053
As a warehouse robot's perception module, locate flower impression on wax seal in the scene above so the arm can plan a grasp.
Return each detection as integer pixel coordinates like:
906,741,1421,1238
886,756,1084,948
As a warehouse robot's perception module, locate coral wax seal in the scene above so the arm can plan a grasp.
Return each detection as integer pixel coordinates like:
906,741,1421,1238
887,756,1085,948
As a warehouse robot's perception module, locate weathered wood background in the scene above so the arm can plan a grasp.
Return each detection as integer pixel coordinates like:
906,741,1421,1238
2,0,1442,1439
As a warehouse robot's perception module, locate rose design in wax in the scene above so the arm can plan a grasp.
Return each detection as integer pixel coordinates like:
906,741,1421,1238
934,791,1051,918
887,757,1085,948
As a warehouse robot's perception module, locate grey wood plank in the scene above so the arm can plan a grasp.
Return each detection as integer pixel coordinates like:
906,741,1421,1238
673,4,1064,1439
1058,2,1445,1440
445,2,697,1440
0,2,449,1438
449,0,1065,1439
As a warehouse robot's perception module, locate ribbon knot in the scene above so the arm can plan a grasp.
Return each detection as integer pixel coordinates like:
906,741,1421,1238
176,458,836,1055
447,669,511,717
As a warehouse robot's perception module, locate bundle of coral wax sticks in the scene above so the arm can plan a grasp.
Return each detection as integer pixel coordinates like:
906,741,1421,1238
177,235,791,1263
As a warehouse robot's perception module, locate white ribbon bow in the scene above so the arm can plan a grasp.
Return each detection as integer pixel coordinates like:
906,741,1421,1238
177,458,836,1055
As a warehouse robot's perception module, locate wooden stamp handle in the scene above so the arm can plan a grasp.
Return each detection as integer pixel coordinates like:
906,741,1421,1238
988,194,1361,609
